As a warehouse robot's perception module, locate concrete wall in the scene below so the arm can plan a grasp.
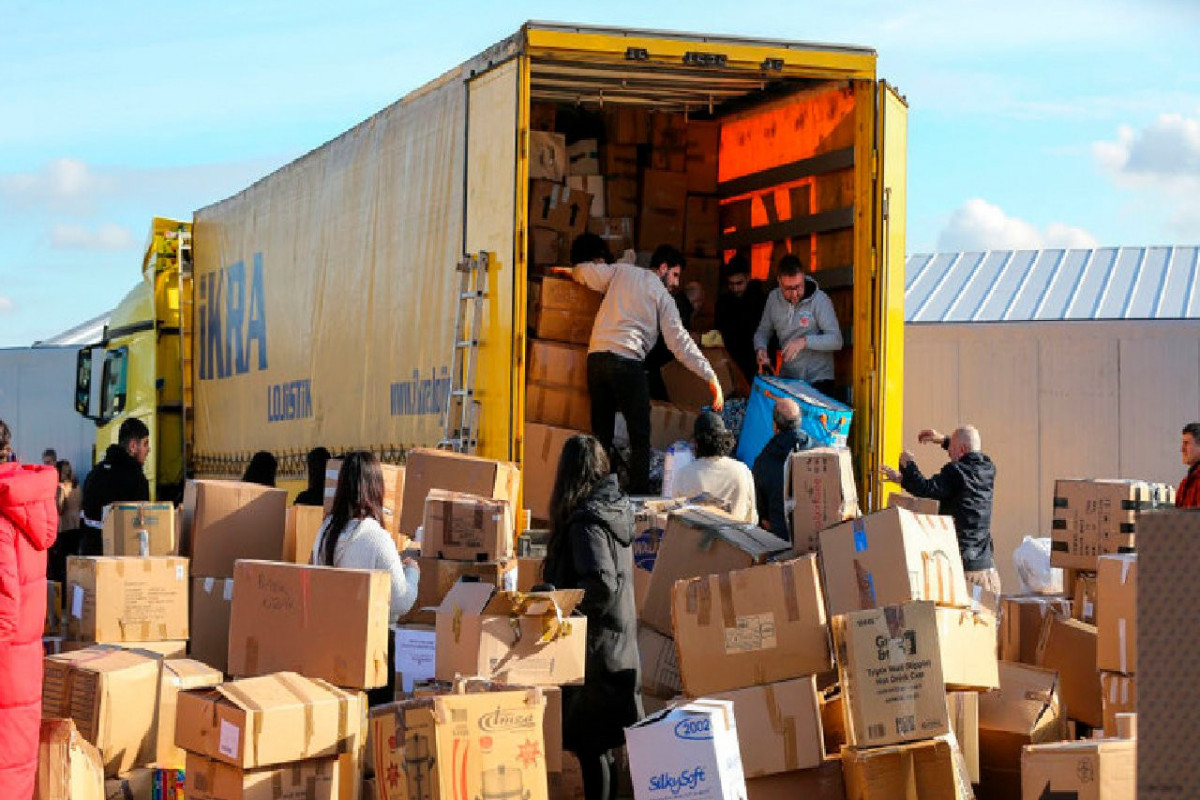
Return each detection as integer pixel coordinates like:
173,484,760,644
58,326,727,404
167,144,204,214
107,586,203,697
0,347,97,482
903,320,1199,590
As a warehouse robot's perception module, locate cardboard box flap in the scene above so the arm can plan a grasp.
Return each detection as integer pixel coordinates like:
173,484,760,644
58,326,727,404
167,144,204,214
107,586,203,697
213,671,341,712
431,580,497,615
163,659,223,688
481,589,585,618
978,662,1063,739
675,508,790,559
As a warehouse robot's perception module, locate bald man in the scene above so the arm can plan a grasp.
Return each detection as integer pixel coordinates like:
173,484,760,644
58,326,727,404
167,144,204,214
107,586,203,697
752,398,813,542
881,425,999,594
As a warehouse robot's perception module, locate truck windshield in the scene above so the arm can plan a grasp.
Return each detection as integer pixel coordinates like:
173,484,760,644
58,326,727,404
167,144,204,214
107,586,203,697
101,347,129,419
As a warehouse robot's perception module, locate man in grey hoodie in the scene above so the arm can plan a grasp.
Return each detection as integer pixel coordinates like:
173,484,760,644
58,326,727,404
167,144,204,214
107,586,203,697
753,254,843,397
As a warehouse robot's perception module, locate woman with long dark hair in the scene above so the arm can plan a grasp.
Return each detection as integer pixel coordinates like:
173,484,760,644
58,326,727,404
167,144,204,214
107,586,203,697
541,434,642,800
241,451,278,487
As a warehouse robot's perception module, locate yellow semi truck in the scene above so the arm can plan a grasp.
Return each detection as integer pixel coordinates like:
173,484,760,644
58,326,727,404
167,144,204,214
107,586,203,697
74,22,907,506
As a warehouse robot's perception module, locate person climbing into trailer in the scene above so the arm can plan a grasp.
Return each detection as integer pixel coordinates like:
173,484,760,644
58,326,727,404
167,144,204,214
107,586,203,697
553,234,723,494
754,254,843,398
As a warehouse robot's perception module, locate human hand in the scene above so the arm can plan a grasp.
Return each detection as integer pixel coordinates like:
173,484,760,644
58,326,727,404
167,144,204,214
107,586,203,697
898,450,914,468
880,465,902,483
547,266,574,278
709,380,725,412
918,429,945,446
782,338,807,361
402,557,418,568
756,349,770,371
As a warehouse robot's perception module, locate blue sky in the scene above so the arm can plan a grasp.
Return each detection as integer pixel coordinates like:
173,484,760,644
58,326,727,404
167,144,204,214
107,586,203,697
1,0,1197,346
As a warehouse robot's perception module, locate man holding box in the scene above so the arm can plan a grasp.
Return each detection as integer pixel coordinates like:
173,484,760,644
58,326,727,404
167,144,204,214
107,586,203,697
554,236,723,494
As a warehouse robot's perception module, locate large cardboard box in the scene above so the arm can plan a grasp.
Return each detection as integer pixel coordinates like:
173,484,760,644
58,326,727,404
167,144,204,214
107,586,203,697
707,676,825,777
641,507,790,637
528,339,589,390
683,195,720,257
660,346,739,411
1051,478,1171,569
820,507,970,617
155,659,223,769
1021,739,1135,800
632,502,671,615
188,480,287,578
999,595,1071,665
323,460,406,546
404,557,517,626
638,170,688,250
399,448,521,538
625,700,748,800
529,131,567,181
526,382,591,431
101,502,177,556
685,121,720,195
1096,553,1136,675
433,583,587,686
228,560,392,689
1072,570,1099,623
608,106,650,145
606,176,639,219
648,401,697,450
673,555,831,696
603,142,639,177
1099,671,1136,735
842,736,973,800
833,601,949,747
60,639,187,658
531,275,603,345
523,423,578,522
1035,613,1102,727
176,672,363,768
567,176,606,218
185,753,340,800
978,662,1066,795
567,139,601,176
66,556,189,643
936,605,1000,691
37,718,105,800
190,576,234,673
786,448,860,554
638,625,682,700
370,685,549,800
421,490,513,561
43,648,162,776
529,179,591,239
745,761,844,800
283,504,325,564
948,691,980,785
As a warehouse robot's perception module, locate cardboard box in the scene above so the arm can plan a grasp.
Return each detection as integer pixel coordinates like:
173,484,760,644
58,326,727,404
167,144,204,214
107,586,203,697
685,121,720,194
1116,712,1136,740
528,339,589,390
641,507,789,637
399,448,521,538
550,752,583,800
543,685,564,774
393,625,437,696
567,138,601,176
819,507,970,617
648,401,697,450
185,753,340,800
673,555,831,696
1035,613,1102,727
37,718,105,800
948,691,980,785
1096,554,1136,674
66,556,189,643
1021,739,1135,800
745,761,844,800
638,625,682,700
433,583,587,686
283,504,324,564
834,601,949,748
43,648,162,776
607,106,649,145
999,595,1071,665
625,700,748,800
323,460,406,546
1072,570,1099,623
420,489,513,561
151,659,222,770
529,179,591,239
660,346,739,412
101,502,177,556
228,560,392,689
189,480,287,579
707,676,825,777
404,557,517,626
46,580,63,636
175,671,363,768
786,448,860,554
531,275,603,345
887,492,941,515
530,131,567,181
651,146,685,173
518,556,544,592
936,605,1000,691
606,176,639,219
603,143,639,177
526,382,591,431
842,736,973,800
977,662,1066,796
370,685,549,800
632,503,670,616
650,112,687,150
567,174,606,216
190,576,234,673
587,216,635,255
1100,672,1136,735
1051,478,1172,569
684,195,720,257
530,226,563,267
60,639,187,658
638,170,687,251
523,423,579,522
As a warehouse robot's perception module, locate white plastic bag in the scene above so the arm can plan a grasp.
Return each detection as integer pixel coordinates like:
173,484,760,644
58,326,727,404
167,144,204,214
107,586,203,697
1013,536,1063,594
661,440,695,498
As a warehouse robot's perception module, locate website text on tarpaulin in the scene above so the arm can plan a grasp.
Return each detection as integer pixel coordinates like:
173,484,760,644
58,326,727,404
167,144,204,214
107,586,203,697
391,367,452,417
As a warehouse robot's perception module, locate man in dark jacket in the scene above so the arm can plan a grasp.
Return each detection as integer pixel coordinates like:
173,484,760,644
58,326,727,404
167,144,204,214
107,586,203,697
715,255,767,386
752,398,812,541
80,418,151,551
881,425,999,594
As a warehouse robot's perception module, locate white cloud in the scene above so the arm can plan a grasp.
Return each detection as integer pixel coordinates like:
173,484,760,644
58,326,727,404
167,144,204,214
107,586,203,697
49,223,136,251
0,296,14,314
0,158,113,213
937,199,1099,252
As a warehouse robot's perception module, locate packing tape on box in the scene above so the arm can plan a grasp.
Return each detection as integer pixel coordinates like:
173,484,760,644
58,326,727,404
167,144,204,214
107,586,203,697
852,559,876,609
276,673,320,755
762,683,801,771
1121,559,1132,583
780,562,801,623
687,579,712,627
1119,618,1128,674
717,573,737,629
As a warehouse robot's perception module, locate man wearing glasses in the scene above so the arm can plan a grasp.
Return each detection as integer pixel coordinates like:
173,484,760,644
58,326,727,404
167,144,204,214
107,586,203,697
753,254,843,398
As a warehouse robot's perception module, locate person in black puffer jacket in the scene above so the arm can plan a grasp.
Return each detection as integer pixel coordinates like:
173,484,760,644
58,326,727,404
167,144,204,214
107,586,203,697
881,425,999,594
752,398,812,541
542,434,642,800
80,418,151,554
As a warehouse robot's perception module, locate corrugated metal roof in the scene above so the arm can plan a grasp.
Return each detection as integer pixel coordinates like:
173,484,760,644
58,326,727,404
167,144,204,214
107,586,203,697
906,247,1200,322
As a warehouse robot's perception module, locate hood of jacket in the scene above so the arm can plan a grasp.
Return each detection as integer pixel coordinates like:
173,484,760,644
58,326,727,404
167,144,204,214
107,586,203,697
0,462,59,551
102,443,142,472
569,475,634,546
802,274,819,301
762,426,811,460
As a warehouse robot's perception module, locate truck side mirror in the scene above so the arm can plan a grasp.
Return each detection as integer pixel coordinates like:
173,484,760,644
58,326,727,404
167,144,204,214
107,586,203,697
75,347,95,419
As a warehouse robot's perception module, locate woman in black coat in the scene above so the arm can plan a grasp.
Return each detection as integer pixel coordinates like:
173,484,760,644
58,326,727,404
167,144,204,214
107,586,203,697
541,434,643,800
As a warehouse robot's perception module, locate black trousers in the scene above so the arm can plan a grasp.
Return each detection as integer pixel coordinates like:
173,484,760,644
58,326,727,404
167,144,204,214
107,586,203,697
587,352,652,494
576,749,617,800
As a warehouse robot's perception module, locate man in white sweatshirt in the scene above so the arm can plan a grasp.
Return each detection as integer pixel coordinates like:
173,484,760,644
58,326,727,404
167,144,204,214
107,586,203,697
671,411,757,522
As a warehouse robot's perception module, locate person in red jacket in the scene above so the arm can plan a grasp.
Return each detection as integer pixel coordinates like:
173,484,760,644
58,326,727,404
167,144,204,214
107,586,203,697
1178,422,1200,508
0,419,59,799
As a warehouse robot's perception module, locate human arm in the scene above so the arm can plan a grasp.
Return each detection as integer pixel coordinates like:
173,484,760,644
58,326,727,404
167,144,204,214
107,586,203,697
571,261,618,293
899,459,961,503
918,429,950,449
374,532,419,622
656,288,722,407
803,292,843,351
569,522,621,620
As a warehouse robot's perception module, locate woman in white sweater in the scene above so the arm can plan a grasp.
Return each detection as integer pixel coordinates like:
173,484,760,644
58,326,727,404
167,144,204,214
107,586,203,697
311,451,419,624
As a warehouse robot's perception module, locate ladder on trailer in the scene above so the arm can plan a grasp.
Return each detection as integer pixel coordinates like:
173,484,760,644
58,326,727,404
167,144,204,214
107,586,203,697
439,253,489,453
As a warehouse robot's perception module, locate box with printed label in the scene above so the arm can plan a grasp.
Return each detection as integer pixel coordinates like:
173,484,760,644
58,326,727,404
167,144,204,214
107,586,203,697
323,460,406,547
393,624,437,697
842,735,973,800
673,555,831,696
185,753,340,800
936,605,999,691
833,601,949,747
524,423,580,523
786,448,860,554
155,658,223,769
403,557,517,626
530,275,603,345
37,718,105,800
820,507,970,617
641,507,790,637
530,131,567,181
529,179,592,239
66,556,189,643
1020,739,1135,800
1050,478,1172,569
706,676,825,777
190,576,234,673
1035,612,1102,727
1096,553,1136,675
175,671,363,768
625,700,748,800
188,480,287,579
998,594,1071,665
1099,671,1135,736
886,492,941,515
42,647,162,776
400,448,521,538
421,489,513,561
433,583,587,686
639,625,682,700
978,661,1066,795
632,501,673,615
101,502,177,556
228,560,392,689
